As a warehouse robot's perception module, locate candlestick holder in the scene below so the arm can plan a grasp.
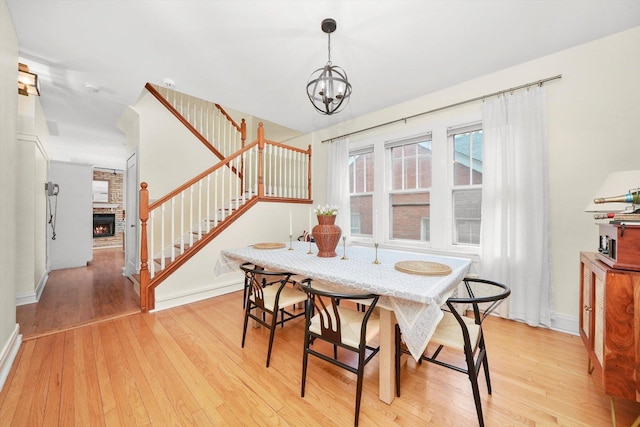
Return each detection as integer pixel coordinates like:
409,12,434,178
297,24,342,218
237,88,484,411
289,234,294,250
341,236,348,260
373,243,381,264
307,238,313,254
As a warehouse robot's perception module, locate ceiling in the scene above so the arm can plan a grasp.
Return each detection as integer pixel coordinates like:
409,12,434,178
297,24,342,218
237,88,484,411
8,1,640,168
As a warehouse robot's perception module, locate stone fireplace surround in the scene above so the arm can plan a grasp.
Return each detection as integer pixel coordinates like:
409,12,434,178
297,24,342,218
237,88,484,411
92,169,124,248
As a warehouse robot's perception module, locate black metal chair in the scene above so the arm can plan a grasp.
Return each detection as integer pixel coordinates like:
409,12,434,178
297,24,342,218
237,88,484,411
395,277,511,427
298,279,380,427
240,262,307,367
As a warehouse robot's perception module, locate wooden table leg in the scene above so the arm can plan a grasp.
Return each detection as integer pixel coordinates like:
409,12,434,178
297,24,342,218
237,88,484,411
379,308,396,404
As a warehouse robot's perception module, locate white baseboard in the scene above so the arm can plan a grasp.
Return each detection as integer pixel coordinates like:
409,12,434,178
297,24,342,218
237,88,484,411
550,312,579,336
15,270,49,306
0,324,22,393
151,279,243,312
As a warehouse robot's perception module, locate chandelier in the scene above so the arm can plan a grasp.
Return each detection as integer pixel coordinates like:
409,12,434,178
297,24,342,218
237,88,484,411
306,18,352,115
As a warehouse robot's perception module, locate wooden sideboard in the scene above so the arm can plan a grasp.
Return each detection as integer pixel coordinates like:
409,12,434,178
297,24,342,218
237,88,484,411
579,252,640,402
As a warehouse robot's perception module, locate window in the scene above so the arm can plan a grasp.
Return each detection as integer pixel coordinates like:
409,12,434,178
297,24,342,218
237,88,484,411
346,119,482,252
387,135,432,241
450,125,483,245
349,147,374,237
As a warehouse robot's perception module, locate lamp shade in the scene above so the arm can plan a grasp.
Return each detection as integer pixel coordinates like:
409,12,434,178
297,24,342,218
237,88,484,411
584,170,640,212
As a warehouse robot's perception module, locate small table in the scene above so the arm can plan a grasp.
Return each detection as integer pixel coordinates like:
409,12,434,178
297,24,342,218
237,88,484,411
216,241,471,404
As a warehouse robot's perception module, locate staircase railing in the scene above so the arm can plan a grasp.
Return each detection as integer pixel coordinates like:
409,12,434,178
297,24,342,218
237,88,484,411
145,82,246,159
138,123,312,311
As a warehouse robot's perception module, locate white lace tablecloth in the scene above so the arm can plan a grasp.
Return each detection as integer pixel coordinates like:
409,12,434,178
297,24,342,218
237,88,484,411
215,241,471,360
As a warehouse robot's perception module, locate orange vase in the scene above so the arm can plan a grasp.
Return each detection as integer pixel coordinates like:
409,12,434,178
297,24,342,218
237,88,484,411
312,215,342,258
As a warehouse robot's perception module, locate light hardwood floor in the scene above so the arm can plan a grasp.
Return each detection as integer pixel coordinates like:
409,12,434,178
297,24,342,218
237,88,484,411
3,282,640,425
16,247,140,339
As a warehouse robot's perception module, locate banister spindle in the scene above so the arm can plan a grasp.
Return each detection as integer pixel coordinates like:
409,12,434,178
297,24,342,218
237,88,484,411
206,174,211,233
189,186,194,246
180,191,185,254
170,198,175,262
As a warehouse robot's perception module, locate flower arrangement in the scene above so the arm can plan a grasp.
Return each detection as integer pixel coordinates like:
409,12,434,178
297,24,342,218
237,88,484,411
314,204,339,216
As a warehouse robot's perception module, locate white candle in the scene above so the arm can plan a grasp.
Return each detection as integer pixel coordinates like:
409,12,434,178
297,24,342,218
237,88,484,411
375,210,379,235
289,211,293,235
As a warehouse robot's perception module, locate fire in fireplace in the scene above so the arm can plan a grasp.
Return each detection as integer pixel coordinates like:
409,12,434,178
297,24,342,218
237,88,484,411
93,213,116,237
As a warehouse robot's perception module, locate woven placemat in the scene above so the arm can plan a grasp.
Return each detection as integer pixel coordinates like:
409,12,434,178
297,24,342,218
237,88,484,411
253,242,286,250
394,260,452,276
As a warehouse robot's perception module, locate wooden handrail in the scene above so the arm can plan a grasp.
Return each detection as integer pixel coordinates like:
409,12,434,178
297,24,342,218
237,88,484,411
148,140,258,211
144,83,246,160
262,139,311,154
214,102,243,133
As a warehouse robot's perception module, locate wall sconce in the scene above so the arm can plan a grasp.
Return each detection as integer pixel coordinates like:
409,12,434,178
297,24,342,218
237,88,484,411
18,63,40,96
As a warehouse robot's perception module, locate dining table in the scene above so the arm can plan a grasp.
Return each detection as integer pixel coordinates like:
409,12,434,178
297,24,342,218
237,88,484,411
215,240,471,404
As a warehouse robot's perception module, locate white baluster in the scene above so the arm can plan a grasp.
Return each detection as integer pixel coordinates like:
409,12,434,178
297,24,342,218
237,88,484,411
206,174,211,233
214,169,219,226
241,151,247,204
228,158,233,215
293,150,298,198
180,191,185,254
220,165,225,221
279,146,283,197
150,210,155,278
198,180,203,239
234,157,240,211
189,186,194,246
265,144,270,196
286,149,291,198
170,198,175,262
160,204,165,270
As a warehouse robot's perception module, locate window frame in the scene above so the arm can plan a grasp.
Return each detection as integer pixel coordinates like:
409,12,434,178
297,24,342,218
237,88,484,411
345,113,482,256
449,122,483,247
348,146,375,238
386,133,432,243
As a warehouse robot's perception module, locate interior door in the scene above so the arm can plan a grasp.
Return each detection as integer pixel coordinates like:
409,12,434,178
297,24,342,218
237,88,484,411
124,152,138,276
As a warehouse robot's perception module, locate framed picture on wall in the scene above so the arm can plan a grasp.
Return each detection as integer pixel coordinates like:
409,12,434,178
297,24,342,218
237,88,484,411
92,180,109,202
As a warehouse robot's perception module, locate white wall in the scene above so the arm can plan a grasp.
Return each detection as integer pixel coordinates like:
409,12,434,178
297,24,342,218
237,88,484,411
16,94,50,305
300,26,640,332
134,90,226,200
154,202,312,310
48,161,93,270
0,0,22,392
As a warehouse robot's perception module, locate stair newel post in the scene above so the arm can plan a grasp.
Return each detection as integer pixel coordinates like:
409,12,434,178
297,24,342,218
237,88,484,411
257,122,265,197
307,144,312,200
139,182,151,312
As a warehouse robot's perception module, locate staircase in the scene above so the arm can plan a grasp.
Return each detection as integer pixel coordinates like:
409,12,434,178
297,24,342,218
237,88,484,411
137,84,312,311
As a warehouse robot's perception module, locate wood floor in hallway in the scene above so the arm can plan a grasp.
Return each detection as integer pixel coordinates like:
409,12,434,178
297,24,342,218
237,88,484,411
16,247,140,340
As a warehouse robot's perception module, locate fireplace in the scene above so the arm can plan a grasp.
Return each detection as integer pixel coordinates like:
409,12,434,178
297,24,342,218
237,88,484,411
93,213,116,237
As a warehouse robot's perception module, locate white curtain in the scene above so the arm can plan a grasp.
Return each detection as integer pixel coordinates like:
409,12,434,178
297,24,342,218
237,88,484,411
480,86,553,327
326,138,351,236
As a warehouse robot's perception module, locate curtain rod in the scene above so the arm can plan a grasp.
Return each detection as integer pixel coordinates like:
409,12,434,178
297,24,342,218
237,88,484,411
321,74,562,143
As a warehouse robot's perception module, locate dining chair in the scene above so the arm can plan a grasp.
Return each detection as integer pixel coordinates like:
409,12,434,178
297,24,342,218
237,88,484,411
240,262,308,367
298,279,380,427
395,277,511,427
